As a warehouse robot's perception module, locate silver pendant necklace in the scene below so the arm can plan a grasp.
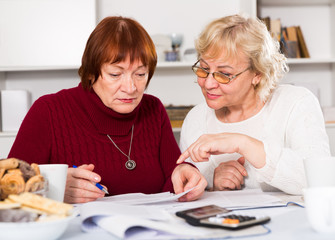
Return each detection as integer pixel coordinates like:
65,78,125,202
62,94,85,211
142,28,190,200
107,125,136,170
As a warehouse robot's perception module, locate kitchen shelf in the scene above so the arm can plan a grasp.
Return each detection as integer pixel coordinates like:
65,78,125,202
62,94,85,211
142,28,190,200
287,58,335,64
0,65,80,72
172,128,181,132
1,58,334,73
259,0,335,6
157,61,193,68
0,62,192,72
0,132,17,137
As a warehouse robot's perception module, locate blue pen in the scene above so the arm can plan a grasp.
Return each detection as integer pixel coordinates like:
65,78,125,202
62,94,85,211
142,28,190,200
72,165,109,194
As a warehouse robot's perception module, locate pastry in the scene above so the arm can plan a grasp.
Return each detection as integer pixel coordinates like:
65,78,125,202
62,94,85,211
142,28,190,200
0,173,25,200
18,160,36,182
0,158,19,170
31,163,40,175
0,168,5,179
25,175,45,192
6,169,22,175
0,158,46,200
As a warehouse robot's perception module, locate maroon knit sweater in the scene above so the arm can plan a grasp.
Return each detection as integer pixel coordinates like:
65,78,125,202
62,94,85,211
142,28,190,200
8,84,181,195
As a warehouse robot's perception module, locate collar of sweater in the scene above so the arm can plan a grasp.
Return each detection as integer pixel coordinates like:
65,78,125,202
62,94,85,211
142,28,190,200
77,84,140,136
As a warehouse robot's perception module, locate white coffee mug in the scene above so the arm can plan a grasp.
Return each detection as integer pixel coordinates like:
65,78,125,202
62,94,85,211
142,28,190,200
38,164,68,202
304,157,335,187
304,187,335,233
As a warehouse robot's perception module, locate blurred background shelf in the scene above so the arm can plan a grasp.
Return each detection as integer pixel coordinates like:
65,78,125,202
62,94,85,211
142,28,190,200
1,58,335,72
287,58,335,64
0,66,80,72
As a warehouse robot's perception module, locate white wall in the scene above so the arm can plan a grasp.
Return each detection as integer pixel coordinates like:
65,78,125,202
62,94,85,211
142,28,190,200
1,0,96,105
0,0,96,67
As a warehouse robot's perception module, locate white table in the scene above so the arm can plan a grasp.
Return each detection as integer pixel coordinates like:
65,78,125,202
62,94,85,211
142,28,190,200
60,205,335,240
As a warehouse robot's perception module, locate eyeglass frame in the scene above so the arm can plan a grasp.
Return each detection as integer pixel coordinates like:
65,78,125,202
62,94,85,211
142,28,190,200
191,59,251,84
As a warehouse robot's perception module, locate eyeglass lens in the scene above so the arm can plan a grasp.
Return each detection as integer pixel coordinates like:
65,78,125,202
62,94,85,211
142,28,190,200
193,67,230,84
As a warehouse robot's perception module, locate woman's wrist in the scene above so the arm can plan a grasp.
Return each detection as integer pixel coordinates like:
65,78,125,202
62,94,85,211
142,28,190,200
241,135,266,169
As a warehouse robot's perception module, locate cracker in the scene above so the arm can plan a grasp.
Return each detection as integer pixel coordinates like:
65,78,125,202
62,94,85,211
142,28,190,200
8,192,73,216
21,206,49,215
0,202,21,209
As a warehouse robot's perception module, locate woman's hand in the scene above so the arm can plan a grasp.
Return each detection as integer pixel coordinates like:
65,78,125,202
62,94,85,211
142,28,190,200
213,157,247,190
64,164,107,204
171,163,207,202
176,133,266,169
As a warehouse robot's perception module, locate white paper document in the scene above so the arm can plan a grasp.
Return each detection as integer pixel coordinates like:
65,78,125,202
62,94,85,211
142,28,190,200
97,187,195,205
96,188,289,213
78,189,295,239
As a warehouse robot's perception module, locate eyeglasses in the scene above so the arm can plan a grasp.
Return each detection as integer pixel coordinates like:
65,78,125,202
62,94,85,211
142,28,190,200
192,60,250,84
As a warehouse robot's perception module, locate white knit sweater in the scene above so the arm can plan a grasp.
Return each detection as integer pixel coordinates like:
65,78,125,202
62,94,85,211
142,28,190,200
180,84,330,195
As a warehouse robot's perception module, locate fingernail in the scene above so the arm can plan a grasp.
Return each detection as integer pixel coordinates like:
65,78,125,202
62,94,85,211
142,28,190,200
94,176,99,181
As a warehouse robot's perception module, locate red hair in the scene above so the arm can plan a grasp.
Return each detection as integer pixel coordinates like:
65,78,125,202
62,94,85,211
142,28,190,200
79,16,157,89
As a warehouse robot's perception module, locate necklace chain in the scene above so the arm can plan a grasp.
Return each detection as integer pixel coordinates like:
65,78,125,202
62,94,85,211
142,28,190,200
107,125,135,170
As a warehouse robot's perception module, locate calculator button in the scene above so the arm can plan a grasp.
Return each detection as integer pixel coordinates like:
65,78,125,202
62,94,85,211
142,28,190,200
223,218,240,224
221,215,257,224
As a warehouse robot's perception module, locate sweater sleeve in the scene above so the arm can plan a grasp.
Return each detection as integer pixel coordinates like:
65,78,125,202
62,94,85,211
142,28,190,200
157,101,181,193
180,104,216,187
254,91,331,194
8,97,52,164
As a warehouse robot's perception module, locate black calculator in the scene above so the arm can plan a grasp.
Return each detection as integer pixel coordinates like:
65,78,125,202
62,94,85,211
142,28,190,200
176,205,270,230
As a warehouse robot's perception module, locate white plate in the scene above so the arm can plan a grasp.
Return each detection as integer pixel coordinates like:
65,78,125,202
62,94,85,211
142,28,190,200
0,214,75,240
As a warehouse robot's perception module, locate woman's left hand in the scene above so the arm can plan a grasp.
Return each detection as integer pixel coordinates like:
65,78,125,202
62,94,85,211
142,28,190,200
213,157,247,190
176,133,266,169
171,163,207,202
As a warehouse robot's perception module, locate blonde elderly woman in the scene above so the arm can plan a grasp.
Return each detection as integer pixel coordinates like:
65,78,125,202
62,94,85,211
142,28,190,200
177,14,330,195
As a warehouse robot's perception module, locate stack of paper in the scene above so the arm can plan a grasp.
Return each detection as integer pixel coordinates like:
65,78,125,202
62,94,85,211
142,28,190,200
79,189,299,239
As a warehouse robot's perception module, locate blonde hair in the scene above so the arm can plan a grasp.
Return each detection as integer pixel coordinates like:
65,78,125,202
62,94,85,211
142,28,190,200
195,14,288,101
